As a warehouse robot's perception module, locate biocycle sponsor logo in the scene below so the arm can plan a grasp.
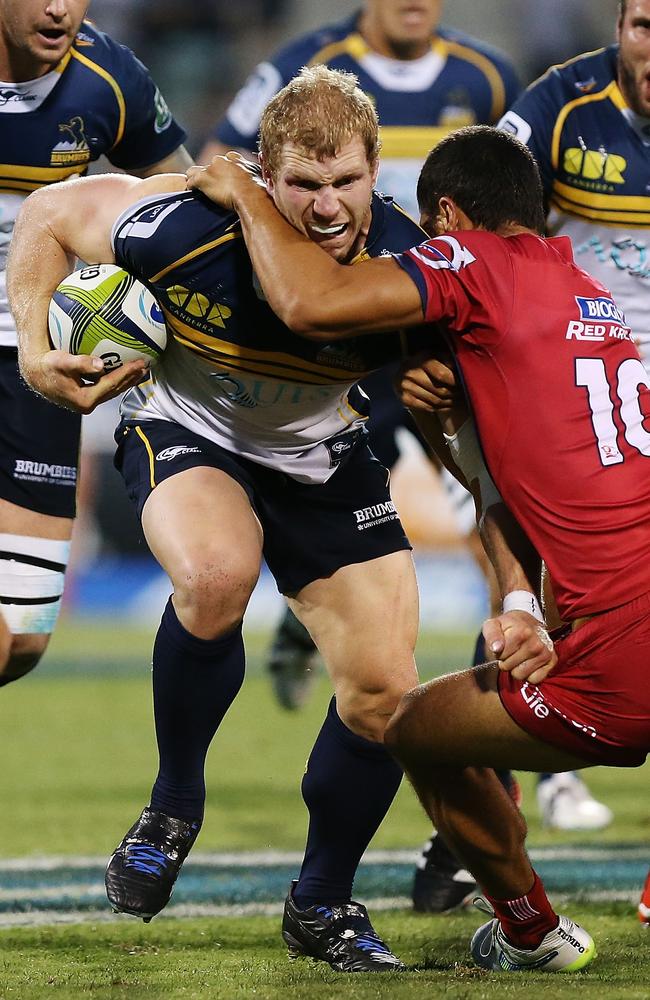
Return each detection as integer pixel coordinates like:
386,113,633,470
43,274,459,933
156,446,201,461
565,295,631,342
353,501,398,531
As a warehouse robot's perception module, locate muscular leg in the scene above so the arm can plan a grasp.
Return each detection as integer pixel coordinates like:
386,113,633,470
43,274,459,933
288,550,419,906
292,549,419,741
105,465,265,918
0,498,72,685
140,467,263,820
386,664,590,943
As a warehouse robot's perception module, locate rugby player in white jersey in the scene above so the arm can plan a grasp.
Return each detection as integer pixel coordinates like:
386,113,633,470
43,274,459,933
7,67,552,972
0,0,191,685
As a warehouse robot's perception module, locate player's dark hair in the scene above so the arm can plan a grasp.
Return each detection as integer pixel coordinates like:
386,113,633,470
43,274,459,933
417,125,546,235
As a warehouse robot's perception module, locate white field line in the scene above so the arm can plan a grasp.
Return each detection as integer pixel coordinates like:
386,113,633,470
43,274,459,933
0,845,645,872
0,891,639,929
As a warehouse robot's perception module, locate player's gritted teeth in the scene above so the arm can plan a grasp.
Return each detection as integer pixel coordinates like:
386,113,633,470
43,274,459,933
307,222,349,244
266,137,376,263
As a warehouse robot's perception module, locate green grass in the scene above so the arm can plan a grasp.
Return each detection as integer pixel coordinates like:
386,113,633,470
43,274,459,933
0,620,648,855
0,905,646,1000
0,619,648,997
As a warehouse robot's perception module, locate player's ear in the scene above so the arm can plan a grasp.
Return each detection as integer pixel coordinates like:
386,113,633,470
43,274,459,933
369,156,379,188
434,196,457,234
259,154,274,194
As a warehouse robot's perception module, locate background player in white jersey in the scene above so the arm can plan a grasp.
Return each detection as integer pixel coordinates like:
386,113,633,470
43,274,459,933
8,68,552,973
498,0,650,912
499,0,650,366
200,0,519,218
0,0,191,685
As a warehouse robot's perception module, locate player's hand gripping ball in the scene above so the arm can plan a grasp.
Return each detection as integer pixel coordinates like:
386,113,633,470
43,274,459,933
48,264,167,372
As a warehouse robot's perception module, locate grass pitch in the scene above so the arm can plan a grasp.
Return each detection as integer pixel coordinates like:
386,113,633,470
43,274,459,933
0,906,647,1000
0,620,647,997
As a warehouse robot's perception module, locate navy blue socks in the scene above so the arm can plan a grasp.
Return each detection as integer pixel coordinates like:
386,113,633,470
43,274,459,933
293,696,403,908
149,597,245,822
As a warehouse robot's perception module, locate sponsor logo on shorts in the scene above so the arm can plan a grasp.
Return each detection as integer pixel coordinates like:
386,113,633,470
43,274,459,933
519,682,598,738
353,501,398,531
520,682,550,719
156,446,201,461
13,460,77,487
566,296,631,342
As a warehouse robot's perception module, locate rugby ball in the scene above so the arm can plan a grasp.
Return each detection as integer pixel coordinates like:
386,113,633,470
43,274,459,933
48,264,167,371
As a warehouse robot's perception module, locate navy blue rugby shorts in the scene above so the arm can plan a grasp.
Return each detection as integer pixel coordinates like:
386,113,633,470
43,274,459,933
114,418,411,594
0,348,80,518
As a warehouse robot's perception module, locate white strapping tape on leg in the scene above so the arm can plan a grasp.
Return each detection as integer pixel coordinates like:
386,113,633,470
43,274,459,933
0,534,71,635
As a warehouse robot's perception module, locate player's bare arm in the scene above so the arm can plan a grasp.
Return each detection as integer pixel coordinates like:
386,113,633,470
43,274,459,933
8,172,186,414
187,155,425,337
398,353,557,683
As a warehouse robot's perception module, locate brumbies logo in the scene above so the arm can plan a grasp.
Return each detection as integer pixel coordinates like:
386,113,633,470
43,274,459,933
51,116,91,167
566,296,631,342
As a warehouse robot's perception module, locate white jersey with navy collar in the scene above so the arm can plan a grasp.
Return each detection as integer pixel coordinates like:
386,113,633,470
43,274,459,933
0,21,185,348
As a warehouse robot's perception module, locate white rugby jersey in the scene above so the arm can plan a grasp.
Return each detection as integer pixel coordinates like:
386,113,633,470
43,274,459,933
499,46,650,367
0,21,185,347
112,190,426,483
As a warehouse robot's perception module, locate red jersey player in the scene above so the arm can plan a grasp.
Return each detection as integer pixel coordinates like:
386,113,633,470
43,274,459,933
187,125,650,973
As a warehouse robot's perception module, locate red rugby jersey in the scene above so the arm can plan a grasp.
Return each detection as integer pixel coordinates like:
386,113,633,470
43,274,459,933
396,231,650,620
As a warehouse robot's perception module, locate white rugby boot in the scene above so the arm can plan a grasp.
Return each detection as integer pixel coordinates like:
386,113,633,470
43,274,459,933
471,909,596,973
537,772,613,831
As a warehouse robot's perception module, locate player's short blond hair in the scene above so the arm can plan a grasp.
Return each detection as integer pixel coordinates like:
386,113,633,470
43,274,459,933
259,65,380,178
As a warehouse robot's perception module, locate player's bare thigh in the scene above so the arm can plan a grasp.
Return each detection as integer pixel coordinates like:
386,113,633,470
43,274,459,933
0,497,73,540
387,662,591,773
141,466,263,639
289,550,419,741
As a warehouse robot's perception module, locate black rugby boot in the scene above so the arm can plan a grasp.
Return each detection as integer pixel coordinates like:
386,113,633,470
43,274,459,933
412,833,477,913
282,882,404,972
105,807,201,921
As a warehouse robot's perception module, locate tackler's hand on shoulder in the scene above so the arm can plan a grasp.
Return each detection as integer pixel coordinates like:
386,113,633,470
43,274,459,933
482,610,557,685
186,151,265,212
22,349,149,415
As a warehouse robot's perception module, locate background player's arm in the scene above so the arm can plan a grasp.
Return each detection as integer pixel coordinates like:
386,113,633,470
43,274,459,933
187,157,425,337
199,140,258,164
8,172,185,413
134,146,194,177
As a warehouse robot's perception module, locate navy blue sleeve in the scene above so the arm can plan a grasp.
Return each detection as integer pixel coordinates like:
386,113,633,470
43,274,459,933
211,31,323,149
103,42,186,170
498,71,564,197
